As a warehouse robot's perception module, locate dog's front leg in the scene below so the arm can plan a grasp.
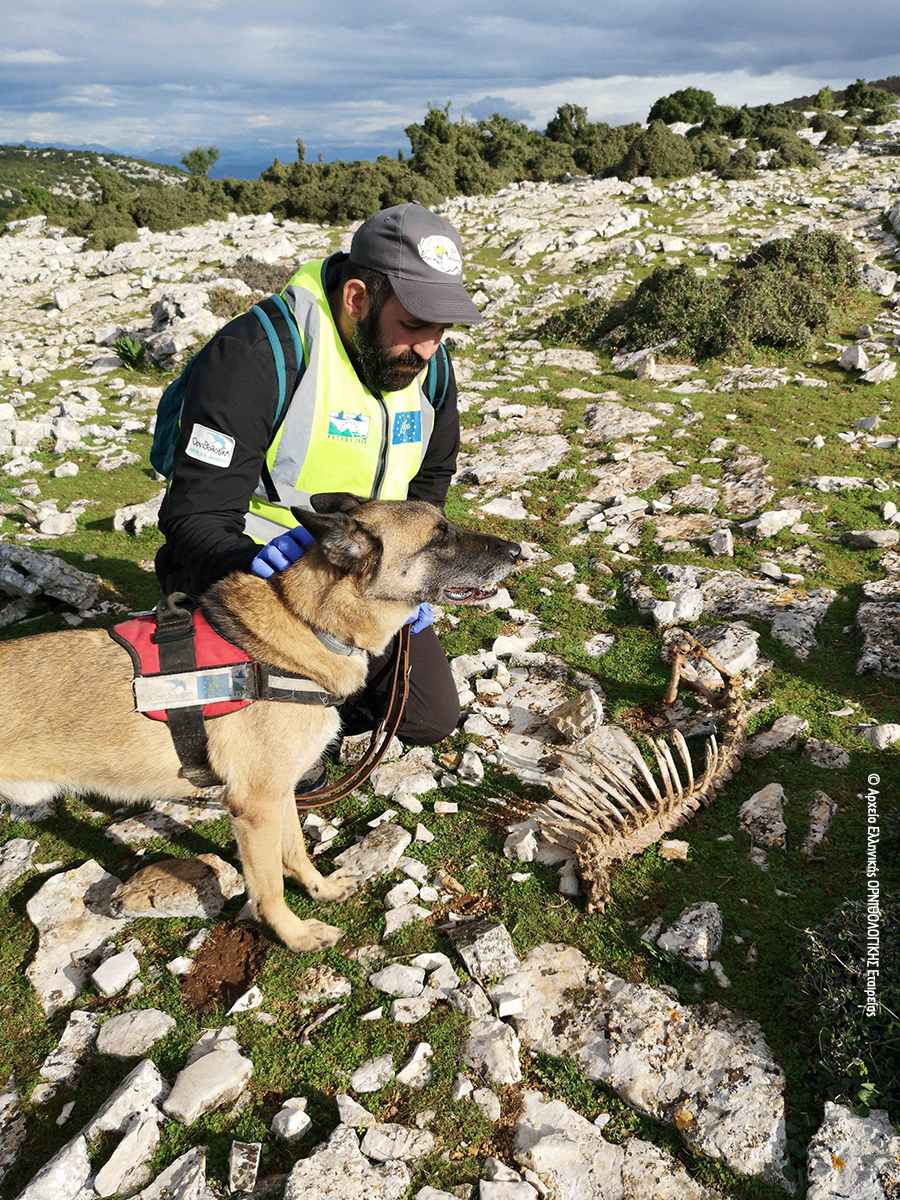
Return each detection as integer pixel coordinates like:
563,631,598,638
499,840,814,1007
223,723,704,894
225,790,344,953
281,793,360,902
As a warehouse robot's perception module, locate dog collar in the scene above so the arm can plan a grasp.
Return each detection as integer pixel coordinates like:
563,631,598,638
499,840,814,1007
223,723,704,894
313,628,365,657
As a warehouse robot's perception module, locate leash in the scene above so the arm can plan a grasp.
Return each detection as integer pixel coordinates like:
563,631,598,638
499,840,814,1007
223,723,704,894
294,624,411,811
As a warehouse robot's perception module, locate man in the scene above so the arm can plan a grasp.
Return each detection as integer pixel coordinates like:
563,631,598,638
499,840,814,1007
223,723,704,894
155,202,483,750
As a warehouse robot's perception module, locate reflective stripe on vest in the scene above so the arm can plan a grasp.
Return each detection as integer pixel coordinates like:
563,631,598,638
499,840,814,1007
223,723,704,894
245,257,435,541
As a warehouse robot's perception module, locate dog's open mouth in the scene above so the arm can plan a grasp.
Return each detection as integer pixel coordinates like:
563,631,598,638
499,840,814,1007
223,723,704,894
443,585,498,603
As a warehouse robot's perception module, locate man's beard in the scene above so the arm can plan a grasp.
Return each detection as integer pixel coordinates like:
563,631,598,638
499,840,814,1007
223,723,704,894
353,309,426,393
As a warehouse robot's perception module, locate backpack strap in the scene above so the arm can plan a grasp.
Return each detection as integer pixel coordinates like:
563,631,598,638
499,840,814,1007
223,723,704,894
425,342,451,412
250,295,306,505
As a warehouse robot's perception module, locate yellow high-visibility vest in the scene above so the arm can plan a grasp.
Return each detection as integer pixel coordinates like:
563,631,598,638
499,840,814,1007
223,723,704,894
245,257,435,543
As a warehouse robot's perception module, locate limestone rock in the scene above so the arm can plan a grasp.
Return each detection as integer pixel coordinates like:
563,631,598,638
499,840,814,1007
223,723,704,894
747,715,809,759
283,1124,410,1200
803,739,850,769
360,1123,435,1161
807,1102,900,1200
862,722,900,750
97,1009,177,1059
26,860,130,1014
92,949,141,997
38,1010,98,1086
738,783,788,849
228,1141,260,1194
333,823,412,884
351,1053,395,1093
0,1076,26,1186
14,1134,91,1200
0,839,37,895
505,943,789,1187
163,1049,253,1125
133,1146,207,1200
0,544,99,611
460,1015,522,1085
448,919,521,980
271,1097,313,1143
111,853,244,919
113,490,165,535
547,689,604,741
94,1116,159,1198
656,902,724,971
800,792,838,857
514,1091,727,1200
368,964,425,997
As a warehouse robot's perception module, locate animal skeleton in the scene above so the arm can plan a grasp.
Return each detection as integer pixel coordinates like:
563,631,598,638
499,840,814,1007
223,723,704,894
532,633,748,912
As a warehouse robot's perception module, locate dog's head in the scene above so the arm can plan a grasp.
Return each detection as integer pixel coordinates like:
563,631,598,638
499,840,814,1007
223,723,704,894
295,494,521,608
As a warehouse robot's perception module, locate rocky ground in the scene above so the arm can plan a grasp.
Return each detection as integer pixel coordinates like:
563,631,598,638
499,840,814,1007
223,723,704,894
0,125,899,1200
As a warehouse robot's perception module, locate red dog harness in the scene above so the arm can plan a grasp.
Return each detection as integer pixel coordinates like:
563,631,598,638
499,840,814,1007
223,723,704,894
110,594,344,786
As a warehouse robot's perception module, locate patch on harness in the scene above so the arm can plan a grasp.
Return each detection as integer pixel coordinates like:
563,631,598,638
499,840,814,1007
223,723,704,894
133,664,254,713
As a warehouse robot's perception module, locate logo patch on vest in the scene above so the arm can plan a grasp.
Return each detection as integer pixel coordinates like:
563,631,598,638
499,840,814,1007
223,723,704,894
328,411,370,442
186,423,235,467
392,411,422,445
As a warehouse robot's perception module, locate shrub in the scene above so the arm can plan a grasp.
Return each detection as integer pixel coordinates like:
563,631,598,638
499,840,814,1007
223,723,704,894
574,123,642,176
647,88,718,125
797,895,899,1110
754,126,820,169
616,120,696,181
822,124,854,147
227,255,300,294
112,335,145,370
718,145,757,181
844,78,896,111
736,229,858,296
542,229,859,361
810,111,845,134
814,85,835,110
538,297,611,346
870,105,900,124
686,129,732,172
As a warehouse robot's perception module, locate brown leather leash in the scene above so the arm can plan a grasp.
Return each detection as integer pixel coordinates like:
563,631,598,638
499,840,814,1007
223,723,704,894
294,624,411,811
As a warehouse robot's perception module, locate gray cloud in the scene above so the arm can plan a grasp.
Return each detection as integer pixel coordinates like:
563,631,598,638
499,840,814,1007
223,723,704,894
0,1,896,168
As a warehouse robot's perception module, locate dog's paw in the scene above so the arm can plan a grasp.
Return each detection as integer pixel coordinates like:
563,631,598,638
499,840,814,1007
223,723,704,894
284,918,344,953
309,866,360,903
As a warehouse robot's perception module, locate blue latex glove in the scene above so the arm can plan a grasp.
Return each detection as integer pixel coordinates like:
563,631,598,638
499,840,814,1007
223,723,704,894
251,523,315,578
406,602,435,635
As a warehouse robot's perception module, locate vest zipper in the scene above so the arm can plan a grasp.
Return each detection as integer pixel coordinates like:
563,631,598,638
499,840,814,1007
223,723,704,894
371,388,389,499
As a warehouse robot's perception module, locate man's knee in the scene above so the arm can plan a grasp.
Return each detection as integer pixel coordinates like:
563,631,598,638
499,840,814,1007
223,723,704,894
399,689,461,746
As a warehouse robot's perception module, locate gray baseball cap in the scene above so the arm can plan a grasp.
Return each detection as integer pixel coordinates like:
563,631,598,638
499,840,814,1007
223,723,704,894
349,202,483,325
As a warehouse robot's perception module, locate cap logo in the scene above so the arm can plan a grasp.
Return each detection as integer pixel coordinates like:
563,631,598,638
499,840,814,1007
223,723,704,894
417,235,462,276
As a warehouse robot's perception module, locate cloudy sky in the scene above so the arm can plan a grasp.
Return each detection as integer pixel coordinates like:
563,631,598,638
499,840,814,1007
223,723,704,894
1,0,897,178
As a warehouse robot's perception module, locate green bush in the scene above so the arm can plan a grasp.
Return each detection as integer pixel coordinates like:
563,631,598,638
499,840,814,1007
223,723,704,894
810,111,845,134
227,255,300,294
814,86,835,110
844,78,897,110
616,120,696,181
798,895,899,1110
647,87,718,124
112,334,145,370
686,129,732,172
718,145,757,180
822,125,853,148
754,126,820,169
541,229,860,361
870,105,900,124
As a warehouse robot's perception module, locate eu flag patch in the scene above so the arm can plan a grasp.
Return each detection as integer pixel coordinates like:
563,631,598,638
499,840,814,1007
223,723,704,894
392,410,422,445
198,673,232,701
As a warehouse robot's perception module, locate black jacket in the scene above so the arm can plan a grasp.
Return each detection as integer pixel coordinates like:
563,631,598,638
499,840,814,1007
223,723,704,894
155,286,460,598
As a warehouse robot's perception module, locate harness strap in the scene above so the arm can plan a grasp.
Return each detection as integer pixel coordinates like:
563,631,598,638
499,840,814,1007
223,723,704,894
152,594,220,788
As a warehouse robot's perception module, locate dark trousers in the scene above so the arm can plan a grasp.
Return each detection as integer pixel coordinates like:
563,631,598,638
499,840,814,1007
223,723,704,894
340,625,460,746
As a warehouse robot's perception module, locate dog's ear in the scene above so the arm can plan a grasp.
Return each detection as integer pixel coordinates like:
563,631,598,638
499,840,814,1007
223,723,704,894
305,493,363,516
298,509,380,575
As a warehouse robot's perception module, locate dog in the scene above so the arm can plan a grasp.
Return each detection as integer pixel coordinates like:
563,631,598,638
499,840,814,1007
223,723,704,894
0,494,520,952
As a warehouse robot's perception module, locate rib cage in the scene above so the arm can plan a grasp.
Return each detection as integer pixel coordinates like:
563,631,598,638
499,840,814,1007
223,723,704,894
532,633,749,912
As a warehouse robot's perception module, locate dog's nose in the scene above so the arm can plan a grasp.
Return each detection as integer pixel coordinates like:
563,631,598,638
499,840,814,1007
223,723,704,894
501,539,522,562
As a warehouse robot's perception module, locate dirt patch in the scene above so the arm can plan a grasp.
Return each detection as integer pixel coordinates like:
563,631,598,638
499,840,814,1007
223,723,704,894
181,923,268,1014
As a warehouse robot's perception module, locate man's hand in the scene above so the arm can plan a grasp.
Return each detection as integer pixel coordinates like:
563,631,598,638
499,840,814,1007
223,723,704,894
251,523,315,578
405,602,435,635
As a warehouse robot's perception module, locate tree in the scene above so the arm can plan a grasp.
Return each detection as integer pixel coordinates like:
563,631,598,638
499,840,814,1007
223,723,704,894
180,146,220,177
814,86,835,111
648,88,717,125
844,79,896,111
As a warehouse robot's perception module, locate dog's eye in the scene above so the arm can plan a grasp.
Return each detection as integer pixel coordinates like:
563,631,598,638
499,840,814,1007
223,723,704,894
429,522,451,549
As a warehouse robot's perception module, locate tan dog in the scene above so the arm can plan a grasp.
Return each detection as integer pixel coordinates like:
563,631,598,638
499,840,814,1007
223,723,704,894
0,495,520,952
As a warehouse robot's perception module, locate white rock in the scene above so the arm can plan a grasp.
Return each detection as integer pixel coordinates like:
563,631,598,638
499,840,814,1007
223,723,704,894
92,950,140,998
333,824,412,883
368,964,425,997
97,1009,176,1060
0,838,37,895
283,1125,409,1199
38,1010,98,1085
384,879,419,909
461,1015,522,1085
838,344,870,371
449,919,521,979
130,1146,207,1200
808,1101,900,1200
94,1116,159,1198
657,902,724,971
228,1141,260,1193
383,903,431,937
271,1097,313,1143
740,509,802,538
361,1122,435,1161
547,689,604,741
395,1042,434,1089
163,1049,253,1124
351,1053,395,1093
738,783,788,848
336,1094,377,1129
